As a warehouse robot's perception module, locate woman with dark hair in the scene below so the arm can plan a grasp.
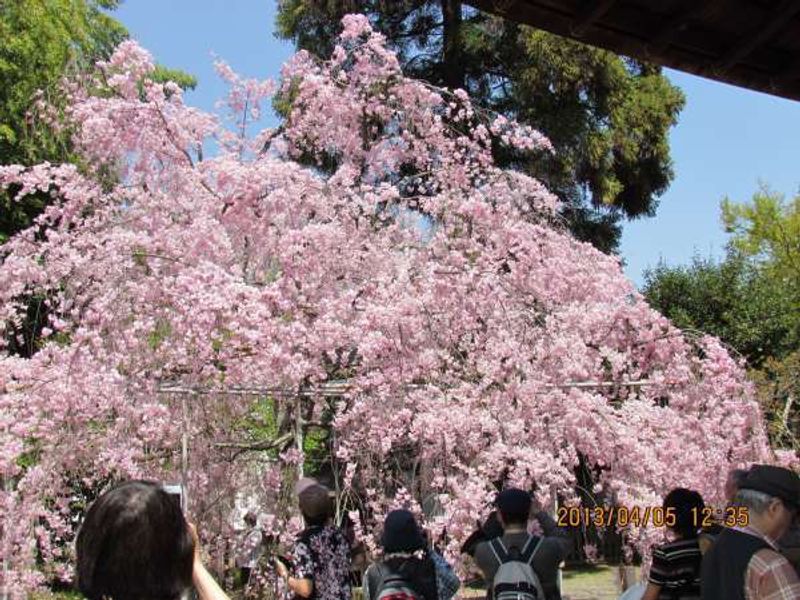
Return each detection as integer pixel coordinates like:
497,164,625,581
362,510,460,600
641,488,705,600
76,480,229,600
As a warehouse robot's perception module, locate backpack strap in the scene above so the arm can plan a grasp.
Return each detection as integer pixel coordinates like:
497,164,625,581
520,536,543,566
372,563,386,599
491,535,541,567
489,538,510,566
375,563,403,598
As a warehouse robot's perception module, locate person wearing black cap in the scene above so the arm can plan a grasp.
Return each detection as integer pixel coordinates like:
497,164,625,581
472,488,570,600
701,464,800,600
362,509,455,600
274,482,352,600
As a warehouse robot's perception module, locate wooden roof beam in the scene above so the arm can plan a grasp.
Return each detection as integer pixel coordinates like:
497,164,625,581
647,0,726,55
570,0,617,37
717,0,800,72
776,56,800,83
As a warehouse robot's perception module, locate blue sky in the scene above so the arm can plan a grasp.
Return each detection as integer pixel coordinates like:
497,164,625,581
115,1,800,288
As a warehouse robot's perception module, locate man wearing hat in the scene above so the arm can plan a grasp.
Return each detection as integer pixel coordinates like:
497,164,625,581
701,464,800,600
471,488,570,600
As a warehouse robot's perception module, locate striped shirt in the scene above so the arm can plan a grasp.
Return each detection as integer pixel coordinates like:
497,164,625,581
731,526,800,600
648,538,702,599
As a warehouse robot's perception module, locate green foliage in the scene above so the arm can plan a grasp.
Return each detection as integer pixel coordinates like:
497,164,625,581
0,0,126,164
16,437,43,469
644,187,800,449
0,0,118,241
146,319,172,350
751,351,800,451
303,425,330,476
1,0,195,361
722,186,800,297
0,0,195,243
643,253,797,367
150,65,198,91
246,395,281,443
275,0,685,252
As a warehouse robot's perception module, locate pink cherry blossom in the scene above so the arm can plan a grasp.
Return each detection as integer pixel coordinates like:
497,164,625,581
0,16,781,594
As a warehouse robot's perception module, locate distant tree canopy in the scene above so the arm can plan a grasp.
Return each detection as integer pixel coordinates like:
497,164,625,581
642,252,796,369
0,0,195,242
644,188,800,449
275,0,685,252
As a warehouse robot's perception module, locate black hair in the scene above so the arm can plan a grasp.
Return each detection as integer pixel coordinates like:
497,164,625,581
303,511,330,527
499,507,529,526
482,510,504,538
496,488,532,526
299,485,333,527
76,480,194,600
663,487,705,539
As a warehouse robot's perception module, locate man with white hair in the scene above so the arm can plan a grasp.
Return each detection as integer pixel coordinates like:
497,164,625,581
701,464,800,599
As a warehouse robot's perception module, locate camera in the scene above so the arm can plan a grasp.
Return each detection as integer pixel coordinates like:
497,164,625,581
163,483,185,512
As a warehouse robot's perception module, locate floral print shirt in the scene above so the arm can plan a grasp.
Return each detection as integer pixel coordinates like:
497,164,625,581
291,525,352,600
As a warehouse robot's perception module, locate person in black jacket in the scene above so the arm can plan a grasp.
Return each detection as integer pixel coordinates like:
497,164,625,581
467,489,570,600
701,465,800,600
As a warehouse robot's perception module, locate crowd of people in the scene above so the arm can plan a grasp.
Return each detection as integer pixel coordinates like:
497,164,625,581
72,464,800,600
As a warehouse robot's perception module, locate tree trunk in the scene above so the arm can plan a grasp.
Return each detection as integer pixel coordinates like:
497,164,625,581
441,0,465,90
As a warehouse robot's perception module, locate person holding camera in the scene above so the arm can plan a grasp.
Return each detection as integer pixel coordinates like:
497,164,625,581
466,488,570,600
76,480,231,600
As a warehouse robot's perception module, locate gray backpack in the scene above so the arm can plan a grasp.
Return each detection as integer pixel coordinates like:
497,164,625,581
489,537,545,600
373,565,423,600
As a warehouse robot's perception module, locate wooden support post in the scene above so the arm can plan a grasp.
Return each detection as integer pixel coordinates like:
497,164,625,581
181,393,190,512
295,395,304,480
1,476,8,600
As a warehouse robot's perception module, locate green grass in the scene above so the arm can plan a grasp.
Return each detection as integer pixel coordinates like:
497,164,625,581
462,563,636,600
32,564,637,600
562,564,640,600
28,592,82,600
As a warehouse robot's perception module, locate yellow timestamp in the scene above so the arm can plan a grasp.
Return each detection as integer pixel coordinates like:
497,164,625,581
556,505,749,528
692,506,749,528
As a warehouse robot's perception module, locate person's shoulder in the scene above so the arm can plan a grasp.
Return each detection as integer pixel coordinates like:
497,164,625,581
705,522,724,535
534,533,568,560
780,523,800,546
536,534,560,548
652,538,700,560
472,538,496,564
752,546,793,567
657,538,700,552
364,562,379,578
